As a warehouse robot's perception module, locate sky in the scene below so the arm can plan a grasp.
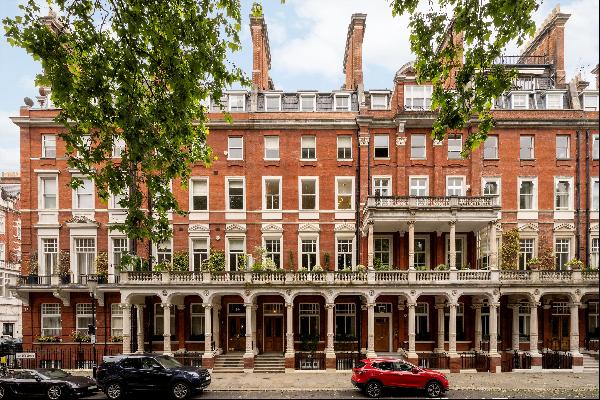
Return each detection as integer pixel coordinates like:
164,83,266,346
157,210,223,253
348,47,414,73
0,0,598,172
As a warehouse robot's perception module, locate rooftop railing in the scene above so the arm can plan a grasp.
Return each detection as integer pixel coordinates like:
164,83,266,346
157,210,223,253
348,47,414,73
366,196,498,208
494,55,550,65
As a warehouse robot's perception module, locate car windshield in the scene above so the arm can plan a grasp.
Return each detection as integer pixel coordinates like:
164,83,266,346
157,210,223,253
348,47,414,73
35,369,70,379
155,355,183,369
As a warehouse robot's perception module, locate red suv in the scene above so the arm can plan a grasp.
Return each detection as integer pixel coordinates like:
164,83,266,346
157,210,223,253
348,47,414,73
351,357,449,398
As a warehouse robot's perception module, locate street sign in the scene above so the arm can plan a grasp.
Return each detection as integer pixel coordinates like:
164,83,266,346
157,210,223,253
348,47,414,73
15,353,36,359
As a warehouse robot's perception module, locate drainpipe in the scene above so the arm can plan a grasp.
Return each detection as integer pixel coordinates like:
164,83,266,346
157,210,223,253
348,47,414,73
575,130,581,259
355,124,361,266
585,129,591,266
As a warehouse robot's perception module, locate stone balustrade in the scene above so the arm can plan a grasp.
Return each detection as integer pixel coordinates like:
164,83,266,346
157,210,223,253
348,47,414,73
366,195,498,209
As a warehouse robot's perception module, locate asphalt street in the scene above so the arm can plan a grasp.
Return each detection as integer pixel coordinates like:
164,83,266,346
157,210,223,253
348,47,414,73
84,388,600,399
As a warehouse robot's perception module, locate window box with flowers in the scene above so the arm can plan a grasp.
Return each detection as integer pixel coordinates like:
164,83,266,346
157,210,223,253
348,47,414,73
72,330,91,343
564,258,584,271
37,335,62,343
109,335,123,343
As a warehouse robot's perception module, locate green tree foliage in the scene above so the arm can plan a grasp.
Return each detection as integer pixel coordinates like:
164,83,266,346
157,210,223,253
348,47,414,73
4,0,248,243
390,0,538,153
501,228,520,270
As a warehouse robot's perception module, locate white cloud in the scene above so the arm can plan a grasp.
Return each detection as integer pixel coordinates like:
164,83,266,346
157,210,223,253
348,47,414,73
0,110,20,172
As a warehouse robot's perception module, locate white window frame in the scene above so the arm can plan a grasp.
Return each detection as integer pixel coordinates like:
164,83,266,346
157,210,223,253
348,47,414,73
226,235,246,271
335,235,355,270
264,94,282,112
409,176,429,197
227,136,244,160
73,237,96,277
262,236,282,269
228,93,246,112
42,134,56,158
298,177,319,211
300,135,317,160
155,239,173,264
556,135,570,160
262,176,282,211
110,236,128,272
447,134,462,159
298,303,320,335
110,303,123,338
593,134,599,160
109,190,126,210
77,135,92,157
445,234,467,269
591,177,600,211
0,213,4,234
483,135,499,160
41,303,61,337
0,243,4,262
264,136,280,160
518,177,538,211
415,303,429,337
374,134,390,159
41,237,58,276
190,237,210,272
413,235,430,269
482,177,501,205
298,236,319,270
333,93,351,111
337,135,352,160
410,134,427,159
190,303,206,338
519,237,536,270
72,177,94,210
546,92,564,110
154,303,176,336
75,303,93,334
370,92,389,110
374,236,393,267
335,176,354,211
520,135,535,160
39,175,58,210
446,176,466,196
226,177,245,211
511,92,529,110
554,177,574,211
372,176,392,197
189,177,209,212
590,238,599,271
518,301,531,339
583,93,599,111
299,94,317,112
554,236,573,270
404,85,433,111
112,137,126,158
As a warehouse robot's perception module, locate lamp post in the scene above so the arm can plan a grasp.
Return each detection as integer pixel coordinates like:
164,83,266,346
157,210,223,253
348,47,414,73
87,275,98,368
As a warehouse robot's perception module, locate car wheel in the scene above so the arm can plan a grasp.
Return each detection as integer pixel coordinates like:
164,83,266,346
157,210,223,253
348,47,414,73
425,380,442,398
105,382,123,400
365,381,383,398
46,385,62,400
171,382,190,400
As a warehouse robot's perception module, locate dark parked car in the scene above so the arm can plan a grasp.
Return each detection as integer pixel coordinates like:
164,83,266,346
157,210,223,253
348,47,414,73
95,353,210,400
0,368,98,399
351,357,449,398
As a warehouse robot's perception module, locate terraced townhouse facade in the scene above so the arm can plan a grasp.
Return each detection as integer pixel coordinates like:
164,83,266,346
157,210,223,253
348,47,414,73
9,7,600,373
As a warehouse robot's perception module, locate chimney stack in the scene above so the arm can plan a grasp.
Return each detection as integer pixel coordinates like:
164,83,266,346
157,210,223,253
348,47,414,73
519,6,570,87
250,6,273,91
343,14,367,91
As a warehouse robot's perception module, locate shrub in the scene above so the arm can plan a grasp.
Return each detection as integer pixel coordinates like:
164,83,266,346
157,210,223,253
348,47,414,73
58,251,71,276
26,251,38,275
313,265,324,273
435,264,448,271
356,264,367,272
95,252,109,276
565,258,584,270
37,335,61,343
172,250,189,271
252,261,264,272
72,330,91,343
537,232,555,270
500,228,520,270
323,252,330,269
263,257,277,271
206,249,225,272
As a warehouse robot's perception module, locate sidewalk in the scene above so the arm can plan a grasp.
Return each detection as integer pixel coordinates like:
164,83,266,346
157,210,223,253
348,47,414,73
208,371,600,392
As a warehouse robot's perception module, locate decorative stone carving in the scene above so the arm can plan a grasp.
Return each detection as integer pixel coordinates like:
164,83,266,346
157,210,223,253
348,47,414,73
188,224,210,232
162,289,168,297
590,223,599,232
203,290,209,297
298,223,320,232
359,136,370,146
261,223,284,233
433,139,443,146
65,216,100,226
397,120,406,134
334,223,355,232
553,222,575,232
225,223,247,233
396,136,407,146
518,222,539,232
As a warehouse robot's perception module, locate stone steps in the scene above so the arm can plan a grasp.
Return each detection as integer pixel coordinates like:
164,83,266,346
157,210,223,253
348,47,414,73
581,353,599,371
213,353,244,373
254,353,285,373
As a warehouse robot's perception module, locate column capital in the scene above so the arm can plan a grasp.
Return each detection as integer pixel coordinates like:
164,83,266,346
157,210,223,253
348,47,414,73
134,304,145,310
407,220,415,226
530,302,541,308
325,303,335,310
434,304,445,310
406,302,416,310
569,302,581,308
489,302,500,309
285,302,293,309
508,303,520,310
244,302,254,308
176,304,185,311
448,220,456,227
366,303,375,309
121,303,132,311
203,304,213,310
161,302,172,309
471,303,483,310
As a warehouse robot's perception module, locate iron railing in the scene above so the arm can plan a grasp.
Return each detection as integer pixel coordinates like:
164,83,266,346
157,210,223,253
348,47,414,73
335,352,364,370
1,346,122,369
584,337,599,352
418,353,450,370
460,351,489,372
173,351,205,368
542,350,572,369
501,351,532,372
295,352,325,370
494,55,549,65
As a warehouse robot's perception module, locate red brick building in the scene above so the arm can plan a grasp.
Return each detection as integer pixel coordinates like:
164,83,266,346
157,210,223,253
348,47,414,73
9,8,599,373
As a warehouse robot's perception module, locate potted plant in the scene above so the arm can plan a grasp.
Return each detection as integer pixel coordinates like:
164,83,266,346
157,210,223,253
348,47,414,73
109,335,123,343
72,330,91,343
37,335,61,343
58,251,71,283
435,264,449,271
527,257,540,270
95,251,109,283
172,250,189,272
356,264,367,273
206,249,225,274
252,261,264,272
263,257,277,271
565,258,584,271
26,252,39,284
312,265,324,273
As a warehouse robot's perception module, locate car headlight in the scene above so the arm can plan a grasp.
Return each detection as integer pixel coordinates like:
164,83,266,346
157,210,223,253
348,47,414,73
188,372,200,378
67,382,79,388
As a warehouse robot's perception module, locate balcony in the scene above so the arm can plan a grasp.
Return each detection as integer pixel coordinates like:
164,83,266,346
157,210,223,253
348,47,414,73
493,55,550,66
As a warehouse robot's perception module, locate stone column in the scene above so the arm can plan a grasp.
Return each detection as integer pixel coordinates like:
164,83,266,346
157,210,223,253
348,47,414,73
489,222,498,269
366,303,376,358
285,302,295,371
473,304,482,351
435,303,445,353
570,302,581,354
448,302,457,354
511,304,520,351
367,222,374,269
489,302,498,354
243,303,255,371
407,302,417,360
212,304,221,352
449,221,456,270
325,303,336,369
136,304,145,353
204,304,213,355
162,302,172,355
122,303,132,354
251,305,258,356
529,301,541,369
408,221,415,270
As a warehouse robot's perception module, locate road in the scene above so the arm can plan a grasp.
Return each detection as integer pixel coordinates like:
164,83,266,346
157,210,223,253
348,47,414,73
86,388,599,399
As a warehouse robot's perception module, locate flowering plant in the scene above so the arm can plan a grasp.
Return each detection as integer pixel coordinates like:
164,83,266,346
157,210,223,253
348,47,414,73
37,335,61,343
72,330,91,342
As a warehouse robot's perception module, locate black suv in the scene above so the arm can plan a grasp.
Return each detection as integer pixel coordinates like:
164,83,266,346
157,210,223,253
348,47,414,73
95,353,210,400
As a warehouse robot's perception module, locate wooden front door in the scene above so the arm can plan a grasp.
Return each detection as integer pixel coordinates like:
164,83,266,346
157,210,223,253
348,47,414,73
263,316,284,353
550,315,570,351
228,316,246,352
374,317,390,352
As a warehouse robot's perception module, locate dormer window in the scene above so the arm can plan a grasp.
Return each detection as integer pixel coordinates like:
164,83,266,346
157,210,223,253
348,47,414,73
371,94,388,110
546,92,564,110
265,94,281,111
404,85,432,111
583,93,599,111
334,94,350,111
228,94,245,112
511,93,529,110
300,94,316,112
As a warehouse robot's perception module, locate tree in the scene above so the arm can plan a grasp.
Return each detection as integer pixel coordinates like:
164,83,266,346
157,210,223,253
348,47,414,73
390,0,538,154
4,0,248,247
